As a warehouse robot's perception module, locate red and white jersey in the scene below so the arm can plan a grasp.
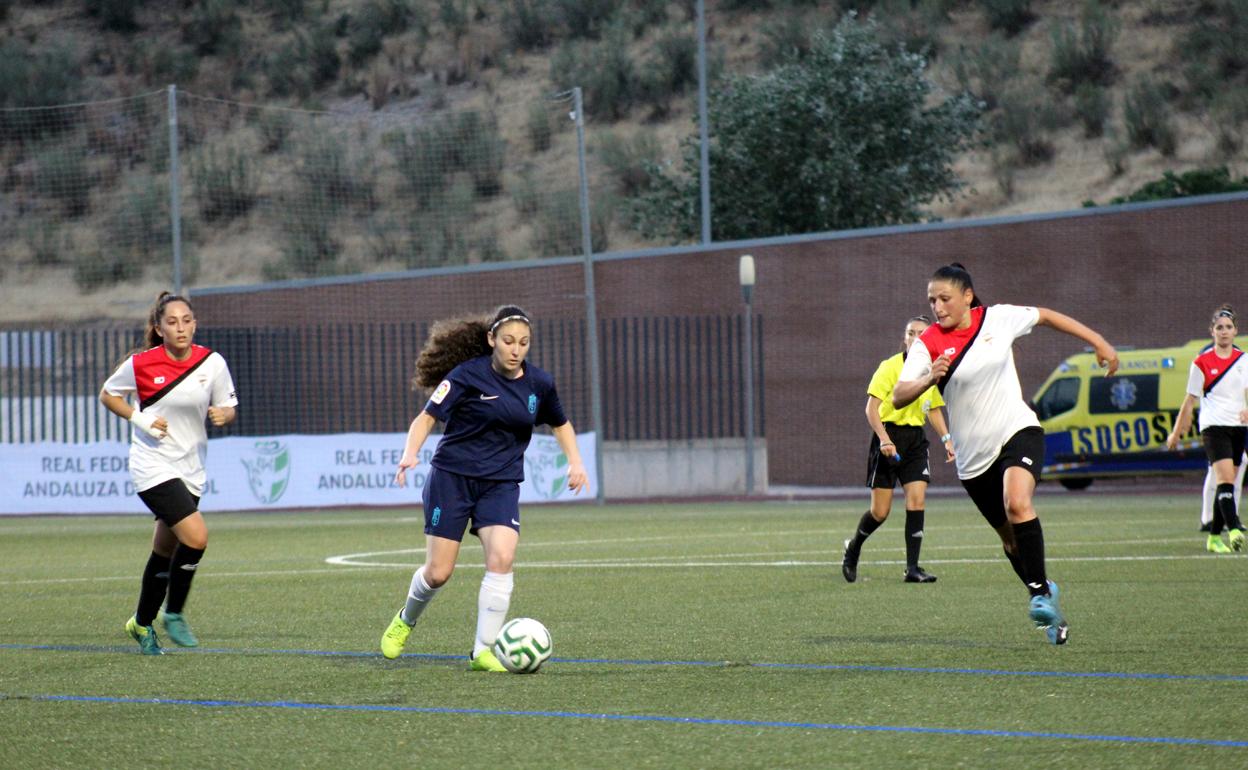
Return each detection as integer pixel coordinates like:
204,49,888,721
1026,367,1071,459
102,344,238,495
1187,347,1248,431
899,304,1040,480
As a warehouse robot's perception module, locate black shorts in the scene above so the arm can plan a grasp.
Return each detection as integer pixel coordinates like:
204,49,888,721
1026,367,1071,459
959,426,1045,529
866,424,931,489
137,478,201,527
1203,425,1247,465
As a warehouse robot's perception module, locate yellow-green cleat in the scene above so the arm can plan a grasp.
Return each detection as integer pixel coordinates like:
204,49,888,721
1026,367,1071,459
159,611,199,647
1207,534,1232,554
125,616,163,656
1229,529,1245,552
380,611,413,659
470,648,507,672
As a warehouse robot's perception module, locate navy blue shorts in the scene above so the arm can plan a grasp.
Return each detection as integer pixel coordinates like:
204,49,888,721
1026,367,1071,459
423,466,521,542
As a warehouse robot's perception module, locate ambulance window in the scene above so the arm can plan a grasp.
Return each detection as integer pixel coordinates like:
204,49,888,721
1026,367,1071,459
1035,377,1079,420
1089,374,1159,414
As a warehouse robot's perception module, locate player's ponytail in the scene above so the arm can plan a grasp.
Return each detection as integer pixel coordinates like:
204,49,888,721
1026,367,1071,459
411,314,494,391
932,262,983,308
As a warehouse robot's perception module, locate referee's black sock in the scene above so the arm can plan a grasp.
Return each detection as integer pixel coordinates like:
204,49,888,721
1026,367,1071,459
164,544,205,615
850,511,883,550
1012,518,1049,598
135,551,169,627
904,509,924,569
1217,483,1243,531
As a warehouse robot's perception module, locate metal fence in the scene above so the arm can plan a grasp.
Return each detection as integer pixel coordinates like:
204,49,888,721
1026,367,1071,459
0,314,762,444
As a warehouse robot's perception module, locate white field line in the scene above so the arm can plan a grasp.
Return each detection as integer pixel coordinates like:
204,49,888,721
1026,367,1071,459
323,536,1199,567
0,550,1238,587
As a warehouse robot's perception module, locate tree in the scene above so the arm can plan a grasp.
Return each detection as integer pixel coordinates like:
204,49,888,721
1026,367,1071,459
630,15,982,242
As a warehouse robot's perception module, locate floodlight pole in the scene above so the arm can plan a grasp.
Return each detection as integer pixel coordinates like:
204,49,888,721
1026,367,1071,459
572,87,605,505
696,0,711,244
167,85,184,296
739,255,756,496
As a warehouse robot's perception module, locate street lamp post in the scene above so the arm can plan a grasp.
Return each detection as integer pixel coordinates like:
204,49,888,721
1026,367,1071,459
739,254,756,496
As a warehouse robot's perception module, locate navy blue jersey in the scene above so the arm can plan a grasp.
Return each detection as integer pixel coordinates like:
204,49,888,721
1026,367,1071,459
424,355,568,481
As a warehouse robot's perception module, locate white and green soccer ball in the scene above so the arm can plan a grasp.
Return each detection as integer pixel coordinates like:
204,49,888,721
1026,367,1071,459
493,617,552,674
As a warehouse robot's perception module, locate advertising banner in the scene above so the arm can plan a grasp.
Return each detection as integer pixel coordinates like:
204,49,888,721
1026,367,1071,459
0,432,597,515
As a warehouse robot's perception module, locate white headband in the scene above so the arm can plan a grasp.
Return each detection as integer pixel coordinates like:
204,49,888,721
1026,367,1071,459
490,314,530,333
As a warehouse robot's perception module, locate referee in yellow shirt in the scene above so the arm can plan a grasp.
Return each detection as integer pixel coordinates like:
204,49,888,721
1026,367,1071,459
842,316,955,584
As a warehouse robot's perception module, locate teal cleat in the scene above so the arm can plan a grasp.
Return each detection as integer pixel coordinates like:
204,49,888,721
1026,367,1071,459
1029,581,1068,645
125,616,163,656
160,611,199,647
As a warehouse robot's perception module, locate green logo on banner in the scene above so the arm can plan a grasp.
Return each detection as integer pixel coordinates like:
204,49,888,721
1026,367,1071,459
524,440,569,501
241,440,291,504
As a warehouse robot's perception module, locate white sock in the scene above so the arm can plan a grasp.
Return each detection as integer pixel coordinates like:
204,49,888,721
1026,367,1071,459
1203,459,1247,526
1238,457,1246,511
400,567,439,626
473,571,514,657
1201,466,1217,526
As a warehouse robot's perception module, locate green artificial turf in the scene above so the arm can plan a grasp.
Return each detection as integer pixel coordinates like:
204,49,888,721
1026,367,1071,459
1,495,1245,768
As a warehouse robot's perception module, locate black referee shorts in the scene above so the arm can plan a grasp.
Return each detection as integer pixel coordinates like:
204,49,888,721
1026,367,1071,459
866,424,931,489
1202,425,1247,465
959,426,1045,529
137,478,201,527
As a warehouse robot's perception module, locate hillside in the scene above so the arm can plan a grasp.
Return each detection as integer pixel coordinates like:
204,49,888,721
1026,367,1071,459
1,0,1246,322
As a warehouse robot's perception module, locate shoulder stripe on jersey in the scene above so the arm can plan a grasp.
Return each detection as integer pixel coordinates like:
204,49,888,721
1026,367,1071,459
139,351,213,410
931,307,987,394
1203,349,1245,395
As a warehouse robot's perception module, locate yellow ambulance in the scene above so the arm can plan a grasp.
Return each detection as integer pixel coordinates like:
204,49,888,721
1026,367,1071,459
1031,336,1248,489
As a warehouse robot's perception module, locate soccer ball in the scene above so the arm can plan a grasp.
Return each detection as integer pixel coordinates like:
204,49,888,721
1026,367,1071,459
492,617,552,674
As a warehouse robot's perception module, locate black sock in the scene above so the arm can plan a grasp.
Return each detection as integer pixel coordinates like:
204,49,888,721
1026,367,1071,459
1211,498,1226,535
1003,548,1027,585
1012,518,1049,597
850,511,883,550
1216,483,1242,531
904,509,924,569
164,544,205,615
135,551,170,626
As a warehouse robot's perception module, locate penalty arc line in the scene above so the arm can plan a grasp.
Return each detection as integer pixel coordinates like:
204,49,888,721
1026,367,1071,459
5,693,1247,748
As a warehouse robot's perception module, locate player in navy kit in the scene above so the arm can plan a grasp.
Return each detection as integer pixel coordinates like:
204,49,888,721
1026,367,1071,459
894,264,1117,645
1167,304,1248,553
100,292,238,654
379,305,588,671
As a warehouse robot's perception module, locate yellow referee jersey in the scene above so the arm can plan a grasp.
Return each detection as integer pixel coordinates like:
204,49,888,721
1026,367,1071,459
867,352,943,427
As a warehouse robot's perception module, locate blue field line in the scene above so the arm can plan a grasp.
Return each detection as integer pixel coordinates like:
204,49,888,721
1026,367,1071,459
5,642,1248,684
5,692,1247,748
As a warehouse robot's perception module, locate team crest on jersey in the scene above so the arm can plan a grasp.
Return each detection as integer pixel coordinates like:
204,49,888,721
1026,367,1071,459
431,380,451,404
527,394,537,414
